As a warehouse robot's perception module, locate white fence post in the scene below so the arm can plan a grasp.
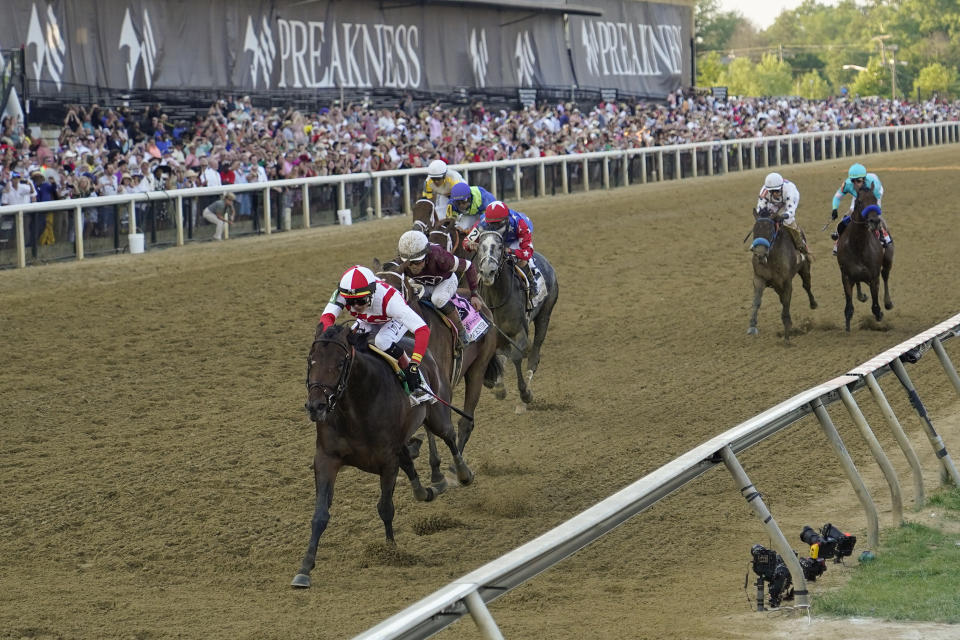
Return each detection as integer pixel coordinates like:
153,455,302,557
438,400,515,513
74,205,84,261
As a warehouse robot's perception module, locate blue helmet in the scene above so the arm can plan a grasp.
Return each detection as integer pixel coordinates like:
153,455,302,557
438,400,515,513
450,182,471,202
848,163,867,180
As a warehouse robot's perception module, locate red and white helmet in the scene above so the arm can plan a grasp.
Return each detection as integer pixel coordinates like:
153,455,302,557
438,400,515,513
484,201,510,223
338,265,377,300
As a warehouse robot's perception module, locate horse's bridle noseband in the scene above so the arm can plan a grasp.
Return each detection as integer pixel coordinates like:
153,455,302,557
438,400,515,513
750,216,778,251
306,337,354,411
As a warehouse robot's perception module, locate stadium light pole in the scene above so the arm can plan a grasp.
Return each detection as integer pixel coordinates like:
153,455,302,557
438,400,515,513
888,44,899,100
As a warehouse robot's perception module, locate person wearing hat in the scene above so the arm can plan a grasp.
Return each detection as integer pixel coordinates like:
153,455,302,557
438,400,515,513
2,170,36,206
201,192,235,241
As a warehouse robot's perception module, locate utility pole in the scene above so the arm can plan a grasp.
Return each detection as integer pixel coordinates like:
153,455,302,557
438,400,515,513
888,44,899,101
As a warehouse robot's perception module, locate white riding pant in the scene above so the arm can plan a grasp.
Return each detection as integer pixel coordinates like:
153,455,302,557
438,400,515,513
422,273,459,308
354,318,407,351
202,208,226,240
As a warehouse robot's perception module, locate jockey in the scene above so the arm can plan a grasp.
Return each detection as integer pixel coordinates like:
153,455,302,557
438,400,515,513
447,181,497,233
422,159,465,217
831,163,889,254
397,230,482,348
463,201,542,298
319,265,430,398
756,172,808,257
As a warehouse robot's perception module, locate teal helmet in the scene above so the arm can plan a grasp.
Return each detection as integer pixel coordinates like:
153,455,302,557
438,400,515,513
848,163,867,180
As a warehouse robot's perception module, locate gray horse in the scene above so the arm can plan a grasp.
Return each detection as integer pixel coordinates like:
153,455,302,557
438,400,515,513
475,231,559,413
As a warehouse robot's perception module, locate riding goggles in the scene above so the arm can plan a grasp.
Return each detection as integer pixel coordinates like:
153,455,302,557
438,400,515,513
344,296,372,307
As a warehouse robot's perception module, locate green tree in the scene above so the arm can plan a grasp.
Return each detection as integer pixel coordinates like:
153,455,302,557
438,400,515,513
753,53,793,96
913,62,958,99
849,57,890,97
697,51,725,87
796,70,832,99
717,57,758,96
696,0,744,52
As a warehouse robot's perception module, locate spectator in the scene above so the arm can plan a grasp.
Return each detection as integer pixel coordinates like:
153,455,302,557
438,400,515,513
201,192,235,241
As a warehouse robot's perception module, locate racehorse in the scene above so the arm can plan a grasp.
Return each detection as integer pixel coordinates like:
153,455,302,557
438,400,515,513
293,324,473,589
412,198,470,259
836,185,894,331
747,208,817,342
474,230,559,413
374,260,500,488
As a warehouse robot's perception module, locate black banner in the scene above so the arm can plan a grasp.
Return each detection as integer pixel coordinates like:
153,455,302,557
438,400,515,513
0,0,689,98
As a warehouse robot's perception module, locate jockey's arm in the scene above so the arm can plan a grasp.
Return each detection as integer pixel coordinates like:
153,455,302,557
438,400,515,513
386,296,431,364
513,219,534,262
462,223,482,251
830,182,847,212
421,179,434,201
319,289,344,330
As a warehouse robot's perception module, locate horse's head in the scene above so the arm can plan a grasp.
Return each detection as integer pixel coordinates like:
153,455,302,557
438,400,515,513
475,231,507,286
412,199,438,233
374,258,424,306
853,185,882,231
305,324,354,422
750,208,779,262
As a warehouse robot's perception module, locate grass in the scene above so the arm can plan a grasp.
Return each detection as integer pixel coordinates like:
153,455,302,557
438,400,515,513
816,488,960,622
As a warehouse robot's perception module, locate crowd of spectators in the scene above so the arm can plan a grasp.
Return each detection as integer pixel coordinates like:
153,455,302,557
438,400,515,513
3,90,960,211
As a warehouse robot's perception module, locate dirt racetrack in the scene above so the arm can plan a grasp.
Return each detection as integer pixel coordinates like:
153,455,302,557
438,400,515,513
3,145,960,640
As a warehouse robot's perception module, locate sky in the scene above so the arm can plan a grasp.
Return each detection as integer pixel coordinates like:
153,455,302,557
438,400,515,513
717,0,836,30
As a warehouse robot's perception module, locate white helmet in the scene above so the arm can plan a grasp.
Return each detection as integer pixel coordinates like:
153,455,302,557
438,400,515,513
764,172,784,191
398,230,429,261
427,159,447,179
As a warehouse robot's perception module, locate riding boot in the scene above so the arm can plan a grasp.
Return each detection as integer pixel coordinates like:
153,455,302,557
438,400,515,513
522,262,539,299
441,301,469,349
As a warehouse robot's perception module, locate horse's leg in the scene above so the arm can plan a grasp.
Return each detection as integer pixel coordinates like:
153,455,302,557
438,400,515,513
856,282,867,303
424,431,448,494
425,403,474,486
512,349,532,412
777,282,793,344
376,461,400,544
399,443,435,502
457,369,485,453
800,261,817,310
869,277,883,322
747,276,764,336
842,273,855,332
493,353,508,400
882,245,894,310
526,292,557,382
292,454,341,588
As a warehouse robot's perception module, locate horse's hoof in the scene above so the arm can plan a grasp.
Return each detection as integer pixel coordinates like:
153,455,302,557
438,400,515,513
413,486,430,501
291,574,311,589
515,403,527,414
457,466,474,486
431,476,448,494
885,301,894,310
494,389,507,400
746,327,759,336
810,301,818,310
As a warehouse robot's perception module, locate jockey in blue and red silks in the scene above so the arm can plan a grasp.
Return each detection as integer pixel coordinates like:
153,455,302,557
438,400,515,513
463,200,541,298
319,265,431,399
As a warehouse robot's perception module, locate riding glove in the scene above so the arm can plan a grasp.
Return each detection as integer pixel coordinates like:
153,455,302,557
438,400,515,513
831,208,838,220
404,363,422,391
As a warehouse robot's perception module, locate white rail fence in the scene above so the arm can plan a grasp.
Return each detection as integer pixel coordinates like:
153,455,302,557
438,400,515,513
355,313,960,639
2,121,958,269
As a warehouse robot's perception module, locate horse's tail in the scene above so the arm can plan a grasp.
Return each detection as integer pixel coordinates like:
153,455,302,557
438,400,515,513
483,351,503,388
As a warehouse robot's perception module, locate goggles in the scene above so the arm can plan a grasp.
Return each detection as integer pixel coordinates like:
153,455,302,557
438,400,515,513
344,295,372,307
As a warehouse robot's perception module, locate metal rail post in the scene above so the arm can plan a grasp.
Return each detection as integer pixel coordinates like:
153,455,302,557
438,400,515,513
561,160,568,194
538,163,546,195
15,210,25,268
514,164,522,201
602,157,610,189
810,398,880,549
464,590,506,640
691,147,698,178
839,386,903,525
338,182,346,212
621,152,629,186
582,158,589,191
890,358,960,486
657,150,664,181
303,184,312,227
491,166,498,196
932,337,960,398
640,153,648,184
673,148,681,179
74,205,84,260
864,372,925,508
707,145,714,176
403,175,411,215
720,446,809,608
175,196,184,246
262,187,272,233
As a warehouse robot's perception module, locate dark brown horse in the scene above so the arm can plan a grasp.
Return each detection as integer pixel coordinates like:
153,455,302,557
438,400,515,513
836,186,894,331
747,209,817,342
474,231,559,413
412,198,469,258
375,261,501,485
292,324,473,589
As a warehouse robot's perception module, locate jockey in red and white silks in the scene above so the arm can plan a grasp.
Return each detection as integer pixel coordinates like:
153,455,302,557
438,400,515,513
757,172,808,256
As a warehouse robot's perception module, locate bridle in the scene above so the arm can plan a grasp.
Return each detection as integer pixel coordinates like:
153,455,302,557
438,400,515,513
306,336,354,411
476,231,518,310
750,215,778,251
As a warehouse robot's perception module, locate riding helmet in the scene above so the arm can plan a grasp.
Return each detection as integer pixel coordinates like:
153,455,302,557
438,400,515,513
398,230,429,262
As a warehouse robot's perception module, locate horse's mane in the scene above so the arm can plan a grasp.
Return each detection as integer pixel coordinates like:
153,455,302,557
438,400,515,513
312,322,367,349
